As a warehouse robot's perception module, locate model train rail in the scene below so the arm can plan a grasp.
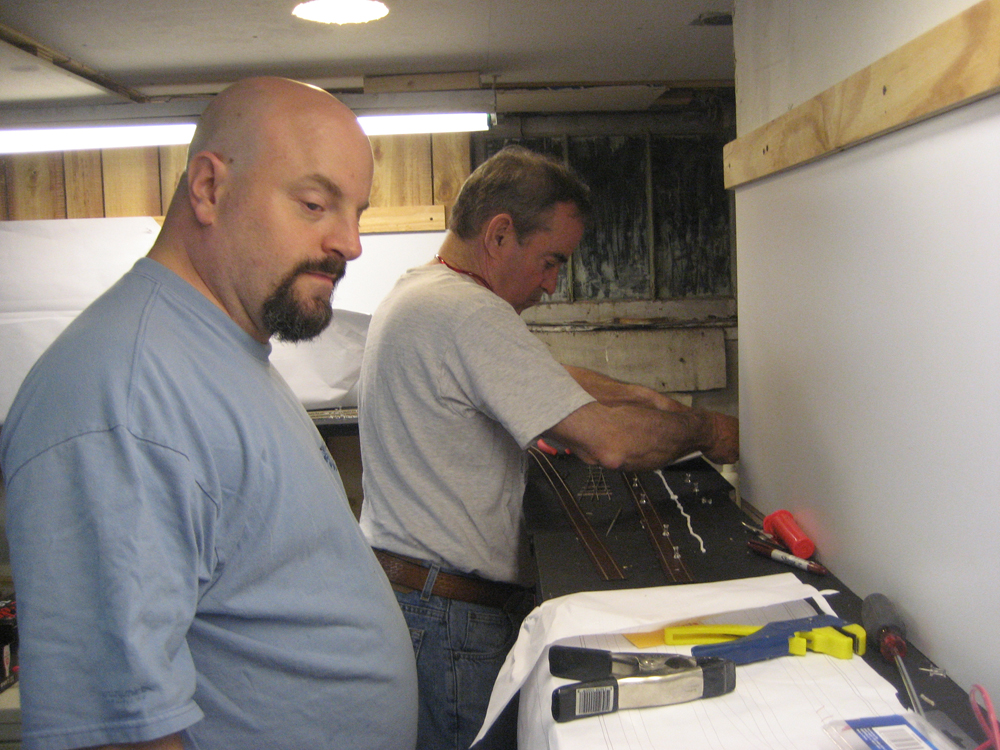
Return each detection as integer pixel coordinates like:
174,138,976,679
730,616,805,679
620,471,695,583
527,447,625,581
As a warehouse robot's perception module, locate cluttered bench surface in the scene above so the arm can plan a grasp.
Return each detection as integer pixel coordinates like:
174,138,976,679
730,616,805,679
520,453,984,749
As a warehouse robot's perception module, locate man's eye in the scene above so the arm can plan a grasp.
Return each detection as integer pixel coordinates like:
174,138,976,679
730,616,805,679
303,201,323,212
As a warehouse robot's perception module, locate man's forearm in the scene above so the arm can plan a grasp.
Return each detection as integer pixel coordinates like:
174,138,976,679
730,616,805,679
549,401,738,470
563,365,685,411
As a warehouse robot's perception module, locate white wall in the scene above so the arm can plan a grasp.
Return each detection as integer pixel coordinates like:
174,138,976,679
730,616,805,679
733,0,979,132
733,0,1000,699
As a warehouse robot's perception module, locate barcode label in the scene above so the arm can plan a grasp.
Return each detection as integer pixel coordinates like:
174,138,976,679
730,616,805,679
847,717,939,750
872,725,933,750
575,685,614,716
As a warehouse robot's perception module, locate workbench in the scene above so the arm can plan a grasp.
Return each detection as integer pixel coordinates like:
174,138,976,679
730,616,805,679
521,454,985,748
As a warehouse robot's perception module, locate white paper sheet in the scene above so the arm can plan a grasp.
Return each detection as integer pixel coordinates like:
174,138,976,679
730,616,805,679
474,574,905,749
0,219,444,419
269,309,370,410
0,218,160,421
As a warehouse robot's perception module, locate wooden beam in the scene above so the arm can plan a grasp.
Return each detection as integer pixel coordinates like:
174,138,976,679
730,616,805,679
359,204,446,234
0,22,149,103
532,327,727,392
364,72,481,94
724,0,1000,188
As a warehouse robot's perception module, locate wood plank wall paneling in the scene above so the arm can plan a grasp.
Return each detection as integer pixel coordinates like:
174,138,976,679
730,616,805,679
158,144,189,213
431,132,470,209
1,134,470,230
102,146,162,217
5,153,66,220
0,157,8,221
64,150,104,218
724,0,1000,188
532,327,727,392
369,134,433,207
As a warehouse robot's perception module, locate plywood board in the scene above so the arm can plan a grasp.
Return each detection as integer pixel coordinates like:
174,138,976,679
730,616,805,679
724,0,1000,188
431,132,470,207
531,327,726,392
369,134,433,207
158,144,188,212
64,150,104,218
0,157,8,221
5,153,65,220
102,147,161,217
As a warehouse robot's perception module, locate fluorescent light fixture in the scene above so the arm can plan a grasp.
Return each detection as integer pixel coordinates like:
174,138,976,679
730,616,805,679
293,0,388,24
0,112,489,154
0,123,197,155
358,112,490,136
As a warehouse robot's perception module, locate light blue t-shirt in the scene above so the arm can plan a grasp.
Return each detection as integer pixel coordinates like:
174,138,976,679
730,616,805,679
1,258,417,750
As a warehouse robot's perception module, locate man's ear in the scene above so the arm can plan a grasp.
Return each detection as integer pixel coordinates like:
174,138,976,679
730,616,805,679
483,213,515,259
187,151,227,226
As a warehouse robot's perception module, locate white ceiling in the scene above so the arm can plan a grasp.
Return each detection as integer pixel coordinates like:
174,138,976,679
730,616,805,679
0,0,733,117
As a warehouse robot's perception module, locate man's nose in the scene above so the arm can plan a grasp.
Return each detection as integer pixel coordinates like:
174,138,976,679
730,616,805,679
541,268,560,295
325,217,363,261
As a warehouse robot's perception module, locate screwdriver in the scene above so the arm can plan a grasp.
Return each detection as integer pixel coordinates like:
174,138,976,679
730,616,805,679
862,593,925,718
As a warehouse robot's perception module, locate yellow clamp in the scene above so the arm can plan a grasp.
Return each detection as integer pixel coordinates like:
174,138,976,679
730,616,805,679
797,623,866,659
637,622,866,660
661,625,760,645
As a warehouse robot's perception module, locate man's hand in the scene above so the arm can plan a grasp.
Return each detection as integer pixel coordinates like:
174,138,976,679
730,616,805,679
704,412,739,465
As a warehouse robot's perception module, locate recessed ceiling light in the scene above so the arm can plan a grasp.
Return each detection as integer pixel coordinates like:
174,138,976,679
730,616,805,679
292,0,389,25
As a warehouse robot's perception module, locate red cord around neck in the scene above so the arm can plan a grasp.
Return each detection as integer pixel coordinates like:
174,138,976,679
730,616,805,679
435,254,494,292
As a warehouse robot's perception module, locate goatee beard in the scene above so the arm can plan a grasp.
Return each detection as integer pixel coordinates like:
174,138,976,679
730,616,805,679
262,257,346,342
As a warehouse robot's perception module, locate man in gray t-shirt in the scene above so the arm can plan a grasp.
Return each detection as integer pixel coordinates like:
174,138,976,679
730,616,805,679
360,146,738,750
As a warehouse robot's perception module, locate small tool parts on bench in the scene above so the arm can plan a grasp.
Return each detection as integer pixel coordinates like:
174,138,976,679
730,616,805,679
549,645,736,722
742,511,830,575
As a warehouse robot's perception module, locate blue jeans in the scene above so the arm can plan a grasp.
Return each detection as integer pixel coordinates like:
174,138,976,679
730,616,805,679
395,567,533,750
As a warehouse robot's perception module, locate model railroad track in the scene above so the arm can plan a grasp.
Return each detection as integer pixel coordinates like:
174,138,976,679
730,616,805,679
528,448,625,581
620,471,695,583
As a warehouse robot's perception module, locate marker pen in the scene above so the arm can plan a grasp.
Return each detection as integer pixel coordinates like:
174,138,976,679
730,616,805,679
747,540,829,576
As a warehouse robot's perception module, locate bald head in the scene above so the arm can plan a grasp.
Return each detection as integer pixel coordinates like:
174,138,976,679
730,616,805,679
150,76,375,344
188,77,364,181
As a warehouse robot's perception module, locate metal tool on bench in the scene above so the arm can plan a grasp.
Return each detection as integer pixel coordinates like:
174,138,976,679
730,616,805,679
549,645,736,722
862,592,925,718
688,614,866,665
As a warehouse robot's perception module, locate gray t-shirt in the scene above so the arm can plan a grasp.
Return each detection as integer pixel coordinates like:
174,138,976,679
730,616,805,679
1,258,417,750
359,263,594,584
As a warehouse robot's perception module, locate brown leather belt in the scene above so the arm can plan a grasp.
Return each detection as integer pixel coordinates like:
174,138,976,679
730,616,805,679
373,548,526,609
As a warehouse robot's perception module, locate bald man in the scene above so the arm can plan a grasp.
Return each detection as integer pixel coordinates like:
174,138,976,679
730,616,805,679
1,78,418,750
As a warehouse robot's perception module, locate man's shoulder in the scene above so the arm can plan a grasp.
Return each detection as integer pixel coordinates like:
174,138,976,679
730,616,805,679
376,264,514,326
0,263,249,472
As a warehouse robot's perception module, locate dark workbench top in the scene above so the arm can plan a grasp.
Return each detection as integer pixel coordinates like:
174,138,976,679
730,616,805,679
523,454,984,748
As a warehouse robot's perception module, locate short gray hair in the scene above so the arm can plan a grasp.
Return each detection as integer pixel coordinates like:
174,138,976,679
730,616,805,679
449,145,592,241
